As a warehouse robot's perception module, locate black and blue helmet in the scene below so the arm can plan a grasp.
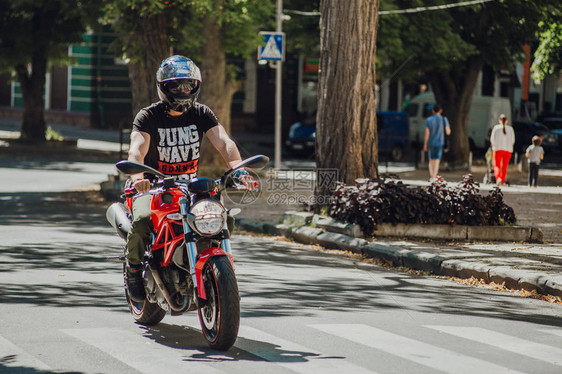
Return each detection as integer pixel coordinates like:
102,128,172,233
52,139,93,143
156,55,202,112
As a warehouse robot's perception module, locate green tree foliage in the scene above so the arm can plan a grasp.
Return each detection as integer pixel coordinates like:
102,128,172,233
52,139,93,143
0,0,101,142
282,0,320,55
103,0,274,119
531,19,562,83
377,0,558,166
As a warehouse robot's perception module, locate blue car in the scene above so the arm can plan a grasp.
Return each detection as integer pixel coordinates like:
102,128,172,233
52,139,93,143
285,111,410,161
376,110,409,162
285,121,316,156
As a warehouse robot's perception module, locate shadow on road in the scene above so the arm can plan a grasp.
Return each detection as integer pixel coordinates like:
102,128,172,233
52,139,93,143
0,191,124,309
0,362,85,374
0,192,111,227
234,236,562,328
142,322,344,363
0,191,560,331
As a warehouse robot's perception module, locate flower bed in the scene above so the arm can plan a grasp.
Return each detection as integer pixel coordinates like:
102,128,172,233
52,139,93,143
328,174,516,237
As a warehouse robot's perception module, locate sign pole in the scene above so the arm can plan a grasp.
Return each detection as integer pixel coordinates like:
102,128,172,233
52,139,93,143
274,0,282,170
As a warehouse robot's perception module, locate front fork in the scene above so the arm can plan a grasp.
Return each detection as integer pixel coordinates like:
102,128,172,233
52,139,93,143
179,197,199,297
179,196,232,303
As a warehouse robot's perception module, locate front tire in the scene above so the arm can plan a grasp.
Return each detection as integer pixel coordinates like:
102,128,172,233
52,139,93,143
123,265,166,326
198,256,240,351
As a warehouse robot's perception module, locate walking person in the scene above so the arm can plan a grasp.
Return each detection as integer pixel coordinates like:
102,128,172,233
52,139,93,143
423,104,451,182
489,114,515,186
525,135,544,187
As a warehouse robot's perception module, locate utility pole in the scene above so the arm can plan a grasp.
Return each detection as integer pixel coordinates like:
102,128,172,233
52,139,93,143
274,0,283,170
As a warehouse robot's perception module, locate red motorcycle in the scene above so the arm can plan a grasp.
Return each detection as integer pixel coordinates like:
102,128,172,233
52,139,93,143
106,155,268,350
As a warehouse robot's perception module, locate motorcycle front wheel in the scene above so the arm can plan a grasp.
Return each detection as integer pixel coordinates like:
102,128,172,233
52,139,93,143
123,265,166,326
198,256,240,351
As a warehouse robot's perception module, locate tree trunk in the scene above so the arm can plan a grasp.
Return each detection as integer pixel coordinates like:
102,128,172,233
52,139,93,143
17,4,51,143
128,13,171,116
16,57,47,143
316,0,380,198
199,16,240,169
428,55,483,168
128,61,151,117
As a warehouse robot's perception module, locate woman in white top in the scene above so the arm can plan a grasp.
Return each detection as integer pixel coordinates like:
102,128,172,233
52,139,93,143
489,114,515,186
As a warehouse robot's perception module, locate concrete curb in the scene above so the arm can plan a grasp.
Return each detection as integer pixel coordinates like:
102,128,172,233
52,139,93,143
283,211,544,243
236,217,561,298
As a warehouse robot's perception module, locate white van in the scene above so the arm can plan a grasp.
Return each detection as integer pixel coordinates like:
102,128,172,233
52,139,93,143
405,92,511,150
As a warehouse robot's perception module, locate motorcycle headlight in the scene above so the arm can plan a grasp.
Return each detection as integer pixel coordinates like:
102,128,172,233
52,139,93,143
189,200,225,236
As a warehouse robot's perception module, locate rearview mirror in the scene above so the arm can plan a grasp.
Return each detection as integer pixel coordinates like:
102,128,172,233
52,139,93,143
232,155,270,171
115,160,166,179
221,155,270,183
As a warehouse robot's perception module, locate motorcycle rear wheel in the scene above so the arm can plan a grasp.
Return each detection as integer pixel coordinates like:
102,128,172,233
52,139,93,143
198,256,240,351
123,265,166,326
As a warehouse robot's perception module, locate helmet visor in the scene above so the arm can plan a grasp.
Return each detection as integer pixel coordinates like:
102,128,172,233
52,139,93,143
163,79,199,95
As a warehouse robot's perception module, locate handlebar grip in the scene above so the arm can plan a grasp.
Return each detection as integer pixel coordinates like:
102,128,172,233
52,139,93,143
121,187,137,199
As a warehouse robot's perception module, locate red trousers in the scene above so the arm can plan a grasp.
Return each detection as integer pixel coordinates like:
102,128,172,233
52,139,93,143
493,150,512,185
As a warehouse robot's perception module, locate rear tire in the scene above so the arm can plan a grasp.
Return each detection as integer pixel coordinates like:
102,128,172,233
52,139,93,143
198,256,240,351
123,265,166,326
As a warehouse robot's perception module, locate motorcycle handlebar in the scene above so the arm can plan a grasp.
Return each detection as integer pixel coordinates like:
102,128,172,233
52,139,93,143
121,176,257,199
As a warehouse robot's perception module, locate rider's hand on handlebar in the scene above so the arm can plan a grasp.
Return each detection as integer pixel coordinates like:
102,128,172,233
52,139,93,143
132,178,151,193
233,169,257,191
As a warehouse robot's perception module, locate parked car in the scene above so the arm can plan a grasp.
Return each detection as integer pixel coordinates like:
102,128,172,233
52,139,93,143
377,110,409,162
285,121,316,157
512,120,559,156
285,110,409,161
537,117,562,152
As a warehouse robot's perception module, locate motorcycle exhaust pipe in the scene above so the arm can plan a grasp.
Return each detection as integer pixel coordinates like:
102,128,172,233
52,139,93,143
149,266,189,312
106,203,132,240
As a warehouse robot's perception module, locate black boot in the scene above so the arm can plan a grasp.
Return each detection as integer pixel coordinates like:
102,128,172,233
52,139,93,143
125,263,146,302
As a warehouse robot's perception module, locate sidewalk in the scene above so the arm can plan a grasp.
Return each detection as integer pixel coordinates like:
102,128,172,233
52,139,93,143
2,119,561,300
229,157,561,300
0,118,129,154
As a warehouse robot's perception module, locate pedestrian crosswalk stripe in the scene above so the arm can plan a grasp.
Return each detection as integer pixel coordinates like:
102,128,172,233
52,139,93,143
427,326,562,365
62,327,223,374
0,335,52,371
310,324,526,374
237,325,376,374
539,329,562,338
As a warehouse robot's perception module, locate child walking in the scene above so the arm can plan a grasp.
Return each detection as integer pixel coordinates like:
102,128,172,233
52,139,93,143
525,135,544,187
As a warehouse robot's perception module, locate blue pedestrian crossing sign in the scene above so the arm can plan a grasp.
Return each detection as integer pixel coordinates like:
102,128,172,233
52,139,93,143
258,32,285,61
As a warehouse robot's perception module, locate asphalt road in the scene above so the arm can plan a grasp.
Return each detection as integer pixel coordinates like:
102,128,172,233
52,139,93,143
0,186,561,373
0,156,115,193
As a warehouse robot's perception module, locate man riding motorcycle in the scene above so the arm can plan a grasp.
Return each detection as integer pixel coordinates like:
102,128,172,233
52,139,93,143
125,55,253,302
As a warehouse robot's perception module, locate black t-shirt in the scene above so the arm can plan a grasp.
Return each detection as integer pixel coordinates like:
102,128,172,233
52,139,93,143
132,101,219,179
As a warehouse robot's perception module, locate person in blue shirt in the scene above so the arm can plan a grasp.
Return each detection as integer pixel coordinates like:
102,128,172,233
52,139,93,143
423,104,451,182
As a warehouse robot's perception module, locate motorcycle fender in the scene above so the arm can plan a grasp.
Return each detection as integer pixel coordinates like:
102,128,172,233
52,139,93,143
195,247,233,300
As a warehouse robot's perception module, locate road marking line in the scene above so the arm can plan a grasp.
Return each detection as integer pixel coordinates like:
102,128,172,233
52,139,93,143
237,325,376,374
539,329,562,338
310,324,526,374
427,326,562,365
61,327,223,374
0,335,52,371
